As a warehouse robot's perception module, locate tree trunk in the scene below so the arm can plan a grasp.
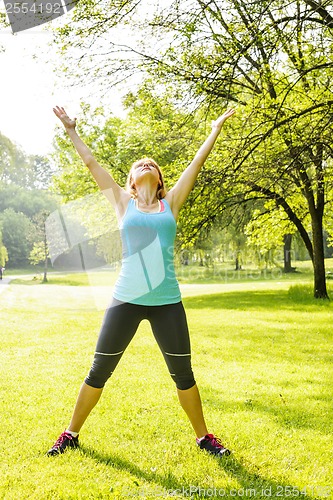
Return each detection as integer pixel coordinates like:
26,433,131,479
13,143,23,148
43,263,48,283
235,255,240,271
306,141,328,299
43,231,48,283
78,243,86,271
312,216,328,299
283,234,294,273
235,251,242,270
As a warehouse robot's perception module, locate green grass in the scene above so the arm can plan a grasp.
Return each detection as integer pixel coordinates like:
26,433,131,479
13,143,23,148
0,277,332,499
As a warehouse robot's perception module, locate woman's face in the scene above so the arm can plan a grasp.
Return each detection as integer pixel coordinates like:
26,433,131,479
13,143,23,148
131,160,161,187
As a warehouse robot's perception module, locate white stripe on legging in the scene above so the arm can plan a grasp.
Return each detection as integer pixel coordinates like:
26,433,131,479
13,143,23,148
95,350,124,356
165,352,191,356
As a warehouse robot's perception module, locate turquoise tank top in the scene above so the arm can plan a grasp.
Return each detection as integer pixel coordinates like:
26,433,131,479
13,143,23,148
113,198,181,305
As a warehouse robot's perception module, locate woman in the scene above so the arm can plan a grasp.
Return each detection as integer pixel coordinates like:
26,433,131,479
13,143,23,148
48,105,235,457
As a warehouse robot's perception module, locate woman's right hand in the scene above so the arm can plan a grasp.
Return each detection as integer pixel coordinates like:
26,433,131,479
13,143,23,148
53,106,77,130
211,108,236,131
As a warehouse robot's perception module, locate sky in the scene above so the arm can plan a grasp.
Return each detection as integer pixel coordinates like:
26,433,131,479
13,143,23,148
0,0,170,156
0,30,60,155
0,14,125,156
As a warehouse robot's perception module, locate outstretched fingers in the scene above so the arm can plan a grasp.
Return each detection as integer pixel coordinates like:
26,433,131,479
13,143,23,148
224,107,236,118
53,106,77,129
212,108,236,129
53,105,67,118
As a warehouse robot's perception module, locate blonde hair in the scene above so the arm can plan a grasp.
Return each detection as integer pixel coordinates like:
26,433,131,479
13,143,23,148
126,158,167,200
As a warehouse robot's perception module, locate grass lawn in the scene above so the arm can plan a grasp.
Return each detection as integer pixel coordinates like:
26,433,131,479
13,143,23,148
0,273,332,499
8,259,321,286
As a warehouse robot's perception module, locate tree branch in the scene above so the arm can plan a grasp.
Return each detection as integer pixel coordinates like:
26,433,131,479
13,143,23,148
303,0,333,28
248,182,314,261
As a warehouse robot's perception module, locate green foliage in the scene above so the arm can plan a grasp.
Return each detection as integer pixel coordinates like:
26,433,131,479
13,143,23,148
0,131,59,267
0,183,58,218
0,133,55,189
0,133,28,186
0,9,9,31
325,200,333,247
51,0,333,296
149,0,333,296
28,210,53,283
29,241,48,266
0,208,34,266
0,229,8,267
244,204,297,268
0,246,8,268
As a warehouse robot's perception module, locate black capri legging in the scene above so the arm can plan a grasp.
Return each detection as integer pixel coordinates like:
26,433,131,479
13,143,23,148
85,299,196,391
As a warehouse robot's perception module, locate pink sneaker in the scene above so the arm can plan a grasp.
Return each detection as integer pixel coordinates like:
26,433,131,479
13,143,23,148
47,431,79,456
196,434,231,456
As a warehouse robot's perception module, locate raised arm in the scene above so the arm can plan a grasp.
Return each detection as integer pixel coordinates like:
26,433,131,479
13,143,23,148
53,106,130,216
166,108,235,219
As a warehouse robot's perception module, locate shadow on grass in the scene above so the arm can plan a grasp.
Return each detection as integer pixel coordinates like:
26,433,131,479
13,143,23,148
80,445,316,499
201,387,332,435
183,289,332,312
249,400,332,435
216,456,319,499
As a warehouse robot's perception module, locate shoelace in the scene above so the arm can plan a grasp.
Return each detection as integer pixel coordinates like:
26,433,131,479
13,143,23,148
207,434,224,448
53,432,73,448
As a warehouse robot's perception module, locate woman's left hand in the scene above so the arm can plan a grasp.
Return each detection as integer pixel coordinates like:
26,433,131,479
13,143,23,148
211,108,236,130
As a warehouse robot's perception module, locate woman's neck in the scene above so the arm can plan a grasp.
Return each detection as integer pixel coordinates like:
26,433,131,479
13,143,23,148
135,186,158,206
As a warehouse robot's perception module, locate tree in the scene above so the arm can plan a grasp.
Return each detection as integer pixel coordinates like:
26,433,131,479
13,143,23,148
52,0,333,297
0,208,34,267
0,230,8,268
245,205,298,272
326,203,333,251
0,182,58,219
0,132,56,189
0,129,59,268
147,0,333,298
0,133,34,187
140,0,333,298
28,211,51,282
29,155,58,189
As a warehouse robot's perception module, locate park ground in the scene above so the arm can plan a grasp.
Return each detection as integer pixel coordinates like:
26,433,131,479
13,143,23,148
0,261,332,499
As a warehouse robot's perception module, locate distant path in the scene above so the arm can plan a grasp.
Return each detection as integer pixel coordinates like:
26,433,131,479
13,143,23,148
0,276,13,294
